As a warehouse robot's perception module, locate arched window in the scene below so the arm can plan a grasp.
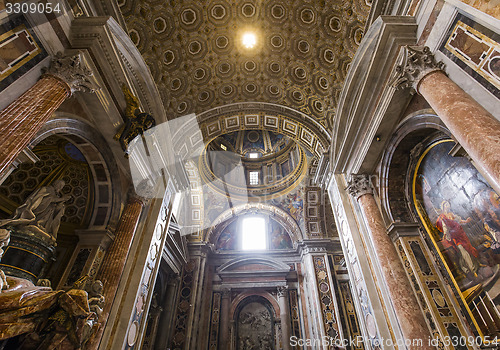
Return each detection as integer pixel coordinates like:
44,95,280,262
241,216,266,250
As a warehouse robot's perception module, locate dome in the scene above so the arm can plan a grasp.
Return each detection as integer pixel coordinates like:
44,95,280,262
201,130,308,199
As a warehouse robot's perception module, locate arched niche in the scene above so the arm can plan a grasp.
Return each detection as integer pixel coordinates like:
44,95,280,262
204,203,303,245
233,295,278,350
32,115,123,229
381,109,500,338
409,135,500,338
0,115,122,286
379,109,448,223
212,215,294,251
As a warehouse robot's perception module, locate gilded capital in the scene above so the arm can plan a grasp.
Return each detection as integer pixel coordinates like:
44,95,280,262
43,52,97,94
392,46,445,94
347,174,373,200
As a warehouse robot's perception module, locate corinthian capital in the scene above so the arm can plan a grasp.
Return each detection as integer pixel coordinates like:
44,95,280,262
347,174,373,200
392,46,445,94
44,52,98,94
277,285,288,297
221,288,231,298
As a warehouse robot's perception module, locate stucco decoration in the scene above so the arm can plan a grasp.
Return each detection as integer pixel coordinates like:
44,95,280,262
118,0,371,130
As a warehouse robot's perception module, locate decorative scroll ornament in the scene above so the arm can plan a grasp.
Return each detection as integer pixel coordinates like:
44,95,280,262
114,85,156,154
277,285,288,297
221,288,231,298
347,174,373,200
392,46,445,94
43,52,97,94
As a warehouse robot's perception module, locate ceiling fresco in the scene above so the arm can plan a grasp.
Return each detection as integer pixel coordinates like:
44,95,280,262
118,0,371,130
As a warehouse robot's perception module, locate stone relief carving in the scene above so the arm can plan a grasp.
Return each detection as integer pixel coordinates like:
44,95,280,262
237,301,274,350
43,52,98,94
392,46,445,94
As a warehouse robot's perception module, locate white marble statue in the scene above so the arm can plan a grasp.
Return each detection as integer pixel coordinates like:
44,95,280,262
0,179,71,240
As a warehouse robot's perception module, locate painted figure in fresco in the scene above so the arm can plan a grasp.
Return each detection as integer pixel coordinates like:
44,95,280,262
270,224,292,249
436,201,479,277
474,190,500,231
217,229,236,250
471,190,500,265
284,190,303,224
0,180,71,239
484,221,500,254
205,191,227,223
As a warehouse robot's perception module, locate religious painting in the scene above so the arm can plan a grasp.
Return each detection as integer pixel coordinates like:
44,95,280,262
204,189,229,223
413,139,500,336
215,220,238,251
271,186,304,229
269,219,292,250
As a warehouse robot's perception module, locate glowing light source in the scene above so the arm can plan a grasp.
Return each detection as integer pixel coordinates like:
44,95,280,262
242,217,266,250
242,32,257,49
249,171,259,185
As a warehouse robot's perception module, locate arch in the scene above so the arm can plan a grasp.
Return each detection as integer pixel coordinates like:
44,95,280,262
218,257,291,275
204,202,303,244
170,102,330,162
31,114,123,229
231,292,279,322
379,109,449,223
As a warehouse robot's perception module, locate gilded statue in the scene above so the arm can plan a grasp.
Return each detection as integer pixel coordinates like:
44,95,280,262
114,85,156,155
0,179,70,241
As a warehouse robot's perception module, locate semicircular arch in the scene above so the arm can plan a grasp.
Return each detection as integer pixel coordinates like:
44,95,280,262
31,114,123,229
171,103,330,162
204,202,303,244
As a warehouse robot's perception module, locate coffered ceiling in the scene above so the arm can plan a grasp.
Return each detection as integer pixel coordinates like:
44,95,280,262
118,0,372,131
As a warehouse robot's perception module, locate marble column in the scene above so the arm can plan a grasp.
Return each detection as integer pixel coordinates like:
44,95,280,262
88,194,146,349
0,52,96,175
219,288,231,349
395,46,500,193
277,285,291,350
347,175,433,349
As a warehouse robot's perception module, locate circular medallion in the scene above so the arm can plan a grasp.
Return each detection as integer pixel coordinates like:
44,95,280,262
127,321,140,346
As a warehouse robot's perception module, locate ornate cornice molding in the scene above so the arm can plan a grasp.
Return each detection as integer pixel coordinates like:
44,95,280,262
347,174,373,200
43,52,98,95
392,46,445,94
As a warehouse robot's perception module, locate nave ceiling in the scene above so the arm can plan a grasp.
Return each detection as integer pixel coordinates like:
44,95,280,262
118,0,372,130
